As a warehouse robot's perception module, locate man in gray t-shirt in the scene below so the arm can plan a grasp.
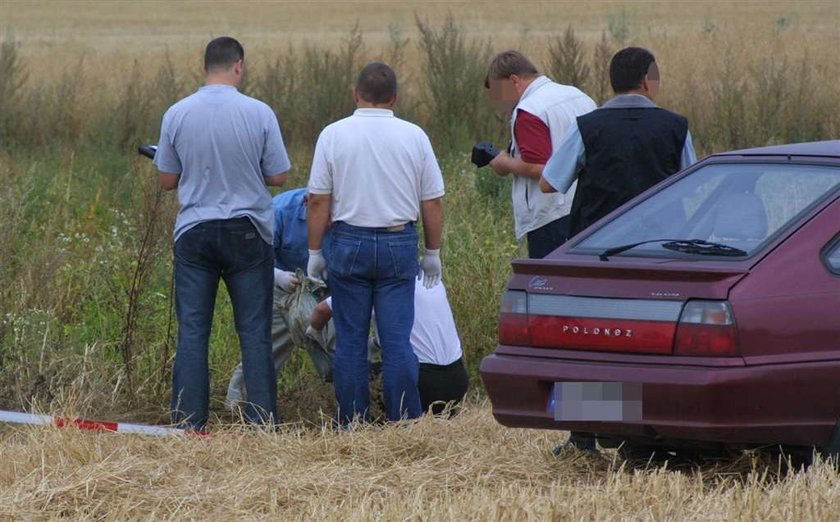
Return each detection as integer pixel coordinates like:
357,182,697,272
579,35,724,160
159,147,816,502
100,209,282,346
154,36,290,430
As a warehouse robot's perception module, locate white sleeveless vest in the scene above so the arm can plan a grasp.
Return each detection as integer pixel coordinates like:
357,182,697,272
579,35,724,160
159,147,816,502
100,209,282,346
509,76,596,239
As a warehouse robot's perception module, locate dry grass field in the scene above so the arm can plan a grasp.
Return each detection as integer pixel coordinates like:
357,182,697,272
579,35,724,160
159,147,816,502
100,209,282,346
3,402,840,520
3,1,840,519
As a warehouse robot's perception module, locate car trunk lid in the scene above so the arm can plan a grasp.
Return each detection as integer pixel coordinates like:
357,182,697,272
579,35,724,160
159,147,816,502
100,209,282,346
501,257,749,355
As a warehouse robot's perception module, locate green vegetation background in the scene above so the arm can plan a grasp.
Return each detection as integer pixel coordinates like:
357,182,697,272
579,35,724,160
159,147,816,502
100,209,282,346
1,15,838,422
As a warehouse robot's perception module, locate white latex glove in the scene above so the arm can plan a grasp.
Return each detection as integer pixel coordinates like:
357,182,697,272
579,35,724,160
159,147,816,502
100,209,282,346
273,268,300,293
305,325,328,350
307,249,328,283
420,248,442,289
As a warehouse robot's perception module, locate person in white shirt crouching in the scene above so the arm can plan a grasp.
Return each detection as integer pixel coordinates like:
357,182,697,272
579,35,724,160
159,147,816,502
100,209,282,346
307,277,468,416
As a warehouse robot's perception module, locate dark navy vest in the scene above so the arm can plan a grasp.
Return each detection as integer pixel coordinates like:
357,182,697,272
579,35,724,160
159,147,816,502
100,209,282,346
570,107,688,236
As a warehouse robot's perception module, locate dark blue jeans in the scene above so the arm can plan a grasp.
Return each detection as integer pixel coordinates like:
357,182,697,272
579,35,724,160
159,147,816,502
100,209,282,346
172,217,277,429
329,221,421,425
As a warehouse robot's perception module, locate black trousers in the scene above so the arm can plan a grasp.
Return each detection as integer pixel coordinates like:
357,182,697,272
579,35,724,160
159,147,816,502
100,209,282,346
526,215,571,259
418,358,469,415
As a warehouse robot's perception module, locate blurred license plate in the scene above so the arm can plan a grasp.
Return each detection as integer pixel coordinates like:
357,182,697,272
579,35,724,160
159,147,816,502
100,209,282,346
548,382,642,421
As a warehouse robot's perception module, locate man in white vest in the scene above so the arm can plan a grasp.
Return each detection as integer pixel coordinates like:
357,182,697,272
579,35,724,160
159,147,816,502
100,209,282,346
481,50,596,258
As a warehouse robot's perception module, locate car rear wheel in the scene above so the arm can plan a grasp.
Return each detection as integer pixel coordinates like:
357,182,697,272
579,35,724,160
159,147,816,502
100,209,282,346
759,445,817,471
618,442,734,465
617,443,678,464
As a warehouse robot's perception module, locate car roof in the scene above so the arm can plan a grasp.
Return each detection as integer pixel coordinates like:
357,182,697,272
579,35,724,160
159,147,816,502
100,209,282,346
713,140,840,159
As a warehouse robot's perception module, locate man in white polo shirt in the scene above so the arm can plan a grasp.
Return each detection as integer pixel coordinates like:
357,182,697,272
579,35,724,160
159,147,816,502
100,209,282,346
306,62,445,426
308,277,468,415
153,36,289,430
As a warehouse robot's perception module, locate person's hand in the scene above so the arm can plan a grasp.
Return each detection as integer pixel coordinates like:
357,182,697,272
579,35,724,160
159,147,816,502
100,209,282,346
420,248,442,288
471,141,501,168
273,268,300,292
489,150,512,176
305,325,328,350
307,249,328,283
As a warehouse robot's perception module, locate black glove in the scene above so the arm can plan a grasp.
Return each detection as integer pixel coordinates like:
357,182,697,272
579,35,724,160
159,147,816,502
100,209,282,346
471,141,500,168
138,145,158,160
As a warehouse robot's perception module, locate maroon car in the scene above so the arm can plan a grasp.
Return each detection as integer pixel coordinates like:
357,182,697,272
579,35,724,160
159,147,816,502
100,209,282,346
480,140,840,456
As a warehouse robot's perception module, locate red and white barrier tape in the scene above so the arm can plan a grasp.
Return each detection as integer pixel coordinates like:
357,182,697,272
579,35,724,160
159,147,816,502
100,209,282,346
0,410,206,437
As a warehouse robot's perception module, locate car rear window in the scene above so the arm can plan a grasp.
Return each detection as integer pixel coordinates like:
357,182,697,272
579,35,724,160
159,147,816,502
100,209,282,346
571,162,840,259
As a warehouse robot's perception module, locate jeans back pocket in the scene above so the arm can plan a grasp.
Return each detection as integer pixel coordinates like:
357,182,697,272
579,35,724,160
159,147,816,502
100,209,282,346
386,239,419,281
330,236,363,278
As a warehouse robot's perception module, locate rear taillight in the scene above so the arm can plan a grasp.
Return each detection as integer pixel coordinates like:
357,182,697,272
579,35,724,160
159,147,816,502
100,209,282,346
674,300,739,356
499,290,529,345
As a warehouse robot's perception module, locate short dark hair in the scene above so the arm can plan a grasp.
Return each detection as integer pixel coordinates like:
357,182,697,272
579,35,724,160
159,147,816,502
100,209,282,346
484,50,539,88
204,36,244,72
609,47,657,93
355,62,398,104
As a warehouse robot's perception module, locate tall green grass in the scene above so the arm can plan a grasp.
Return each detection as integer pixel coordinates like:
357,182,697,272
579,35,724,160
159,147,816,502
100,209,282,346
1,17,839,417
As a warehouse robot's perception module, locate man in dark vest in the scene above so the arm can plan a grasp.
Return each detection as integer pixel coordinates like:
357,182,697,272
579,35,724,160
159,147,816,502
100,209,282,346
540,46,696,238
539,47,696,455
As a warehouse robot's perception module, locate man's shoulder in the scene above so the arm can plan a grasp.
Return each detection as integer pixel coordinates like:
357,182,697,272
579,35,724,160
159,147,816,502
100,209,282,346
387,116,430,142
319,115,354,135
520,81,596,115
232,92,276,116
163,91,201,118
578,105,689,133
644,107,689,131
654,107,688,122
394,116,427,133
327,113,428,138
541,81,595,104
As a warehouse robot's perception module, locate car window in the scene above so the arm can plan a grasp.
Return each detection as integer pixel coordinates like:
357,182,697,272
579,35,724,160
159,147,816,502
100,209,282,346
756,170,840,232
825,240,840,274
572,163,840,259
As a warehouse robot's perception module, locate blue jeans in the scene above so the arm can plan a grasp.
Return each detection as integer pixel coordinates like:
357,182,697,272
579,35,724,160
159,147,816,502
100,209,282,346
172,217,277,429
329,221,421,425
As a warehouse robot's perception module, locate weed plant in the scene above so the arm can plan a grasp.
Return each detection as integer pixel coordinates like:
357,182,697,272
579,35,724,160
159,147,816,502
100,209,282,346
1,16,839,417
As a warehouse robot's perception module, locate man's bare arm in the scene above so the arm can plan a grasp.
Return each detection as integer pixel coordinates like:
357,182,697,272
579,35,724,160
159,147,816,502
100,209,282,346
159,173,179,191
420,197,443,250
264,171,289,187
539,176,558,193
310,300,332,331
307,193,332,250
489,152,544,180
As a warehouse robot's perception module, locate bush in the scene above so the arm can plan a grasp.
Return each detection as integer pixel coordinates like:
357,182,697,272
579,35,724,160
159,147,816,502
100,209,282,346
0,34,27,145
546,25,590,90
415,14,501,154
3,18,840,415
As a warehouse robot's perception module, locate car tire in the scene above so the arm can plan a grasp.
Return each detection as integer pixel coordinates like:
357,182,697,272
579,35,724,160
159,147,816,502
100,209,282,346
617,443,675,464
618,443,734,465
761,445,817,471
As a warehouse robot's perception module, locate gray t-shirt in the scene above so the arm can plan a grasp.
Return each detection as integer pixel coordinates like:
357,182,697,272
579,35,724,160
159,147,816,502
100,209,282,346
154,84,291,243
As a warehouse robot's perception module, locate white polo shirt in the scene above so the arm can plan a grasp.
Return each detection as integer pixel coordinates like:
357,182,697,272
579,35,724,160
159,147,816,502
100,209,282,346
325,278,462,366
307,108,445,228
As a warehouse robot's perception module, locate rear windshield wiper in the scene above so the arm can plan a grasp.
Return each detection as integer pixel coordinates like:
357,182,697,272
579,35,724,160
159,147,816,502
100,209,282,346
599,239,747,261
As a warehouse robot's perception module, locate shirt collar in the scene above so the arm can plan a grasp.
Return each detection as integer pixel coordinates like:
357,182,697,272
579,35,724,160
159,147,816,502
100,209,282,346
353,108,394,117
200,84,238,92
601,94,657,109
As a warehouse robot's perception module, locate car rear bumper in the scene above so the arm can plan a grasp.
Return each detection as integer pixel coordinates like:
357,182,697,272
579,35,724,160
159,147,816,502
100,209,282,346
479,352,839,448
